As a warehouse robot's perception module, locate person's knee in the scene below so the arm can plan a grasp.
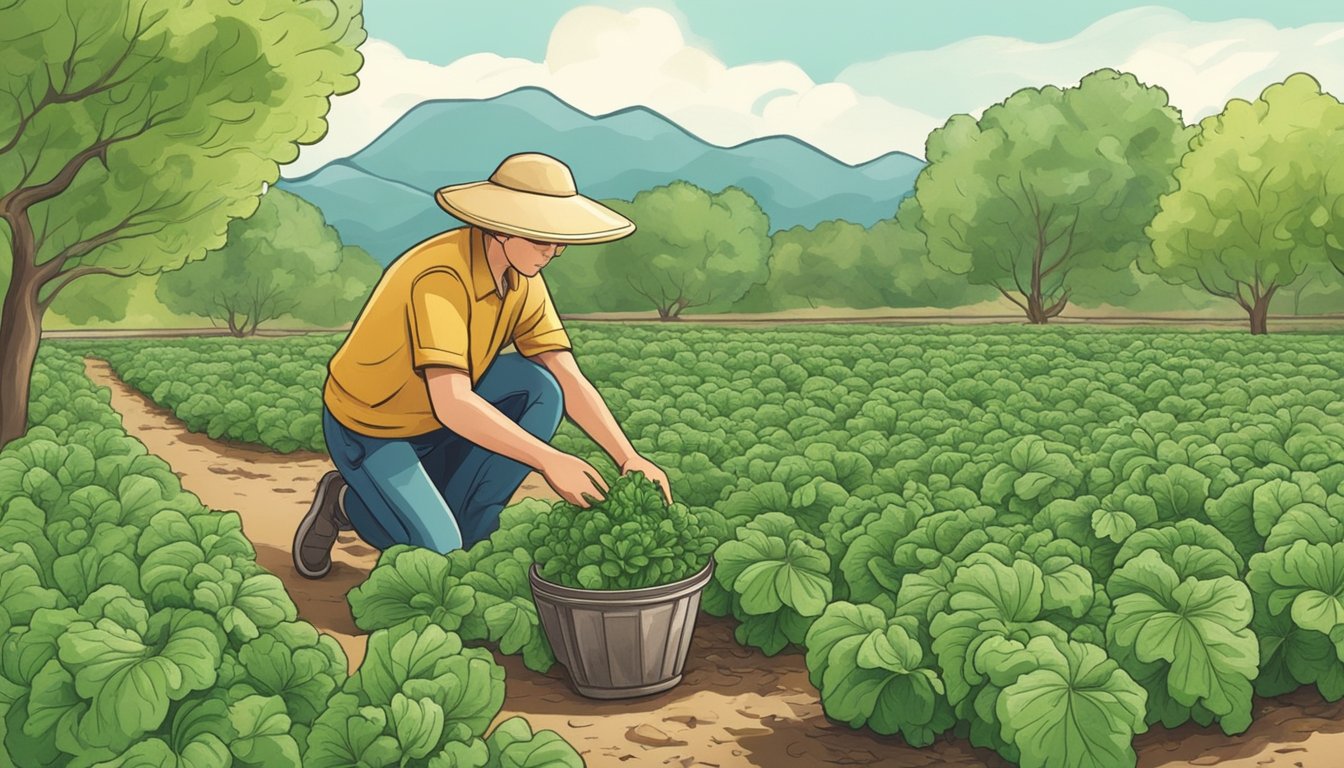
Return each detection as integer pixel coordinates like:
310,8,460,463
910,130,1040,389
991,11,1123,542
530,363,563,409
503,355,563,408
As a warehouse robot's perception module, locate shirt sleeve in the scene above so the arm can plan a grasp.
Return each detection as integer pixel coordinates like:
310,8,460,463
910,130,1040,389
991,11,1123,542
408,269,472,371
513,278,572,357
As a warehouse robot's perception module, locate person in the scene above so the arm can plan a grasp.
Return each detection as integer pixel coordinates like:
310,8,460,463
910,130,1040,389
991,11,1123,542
292,152,674,579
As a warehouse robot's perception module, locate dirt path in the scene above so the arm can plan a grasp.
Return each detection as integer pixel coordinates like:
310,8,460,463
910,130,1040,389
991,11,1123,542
83,356,1344,767
83,357,559,673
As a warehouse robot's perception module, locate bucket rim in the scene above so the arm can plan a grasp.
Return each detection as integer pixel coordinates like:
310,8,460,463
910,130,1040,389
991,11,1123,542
528,556,715,605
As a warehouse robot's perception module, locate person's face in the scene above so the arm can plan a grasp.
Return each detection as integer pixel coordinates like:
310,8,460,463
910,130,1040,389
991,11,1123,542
499,234,566,275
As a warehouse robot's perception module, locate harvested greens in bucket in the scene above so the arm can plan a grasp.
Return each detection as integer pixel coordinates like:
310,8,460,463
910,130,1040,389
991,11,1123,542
535,471,721,590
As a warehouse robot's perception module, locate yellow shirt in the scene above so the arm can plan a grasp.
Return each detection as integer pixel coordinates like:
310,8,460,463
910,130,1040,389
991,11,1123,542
324,226,571,436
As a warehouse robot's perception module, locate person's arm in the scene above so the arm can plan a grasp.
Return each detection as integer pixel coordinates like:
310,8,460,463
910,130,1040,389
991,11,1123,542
424,367,608,507
408,268,605,507
529,349,675,504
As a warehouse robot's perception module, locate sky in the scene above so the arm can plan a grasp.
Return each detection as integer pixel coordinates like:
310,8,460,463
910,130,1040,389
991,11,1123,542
284,1,1344,176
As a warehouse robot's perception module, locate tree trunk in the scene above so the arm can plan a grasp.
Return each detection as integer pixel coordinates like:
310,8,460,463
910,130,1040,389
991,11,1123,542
1248,292,1273,335
0,262,43,450
1025,292,1047,324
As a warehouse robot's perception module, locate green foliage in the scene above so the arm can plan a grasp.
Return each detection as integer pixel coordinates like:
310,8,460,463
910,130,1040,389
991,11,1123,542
64,324,1344,768
1143,74,1344,333
736,205,988,312
0,0,362,288
1106,550,1258,732
714,513,832,654
996,637,1147,768
98,336,336,452
546,182,770,317
156,189,380,335
536,471,718,590
1,346,582,766
917,69,1193,322
805,602,954,746
483,716,583,768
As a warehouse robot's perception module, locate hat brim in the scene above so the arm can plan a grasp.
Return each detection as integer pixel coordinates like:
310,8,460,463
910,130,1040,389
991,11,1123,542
435,182,636,244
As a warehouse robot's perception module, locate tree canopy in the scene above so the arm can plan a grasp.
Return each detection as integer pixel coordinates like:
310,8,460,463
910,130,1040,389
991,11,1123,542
547,182,770,319
1142,73,1344,333
156,188,381,335
0,0,364,447
917,69,1193,323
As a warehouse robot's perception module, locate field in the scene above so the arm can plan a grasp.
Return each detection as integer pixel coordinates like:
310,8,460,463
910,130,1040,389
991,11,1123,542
4,323,1344,767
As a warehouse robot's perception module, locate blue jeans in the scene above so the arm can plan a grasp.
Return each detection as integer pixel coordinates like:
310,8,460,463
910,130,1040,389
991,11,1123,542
322,353,564,553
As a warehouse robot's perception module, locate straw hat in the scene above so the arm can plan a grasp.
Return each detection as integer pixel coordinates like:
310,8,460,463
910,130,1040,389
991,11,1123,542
434,153,636,244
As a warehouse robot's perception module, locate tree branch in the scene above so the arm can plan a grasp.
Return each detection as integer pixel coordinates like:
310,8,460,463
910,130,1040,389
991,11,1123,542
1040,215,1079,279
30,191,186,285
1042,289,1073,318
35,265,122,312
993,282,1029,313
625,275,661,313
1195,271,1235,301
0,4,157,156
1232,281,1253,312
1,94,179,217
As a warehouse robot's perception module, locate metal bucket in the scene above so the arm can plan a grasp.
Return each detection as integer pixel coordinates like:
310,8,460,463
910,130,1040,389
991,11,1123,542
528,558,715,699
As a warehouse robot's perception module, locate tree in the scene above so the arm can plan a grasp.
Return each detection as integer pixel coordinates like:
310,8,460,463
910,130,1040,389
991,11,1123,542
156,188,380,335
575,182,770,319
733,198,991,313
1300,101,1344,283
1276,261,1344,316
752,220,890,310
916,69,1193,323
878,196,995,309
1142,74,1344,334
0,0,363,448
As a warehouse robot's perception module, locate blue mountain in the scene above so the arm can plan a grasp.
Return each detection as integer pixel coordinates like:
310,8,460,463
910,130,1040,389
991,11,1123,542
280,87,924,264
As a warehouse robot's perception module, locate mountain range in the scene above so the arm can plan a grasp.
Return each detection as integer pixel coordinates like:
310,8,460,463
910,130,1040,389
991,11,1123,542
279,87,924,264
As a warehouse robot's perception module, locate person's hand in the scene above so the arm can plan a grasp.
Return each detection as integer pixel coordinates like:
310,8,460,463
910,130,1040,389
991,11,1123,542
540,452,609,508
620,454,674,505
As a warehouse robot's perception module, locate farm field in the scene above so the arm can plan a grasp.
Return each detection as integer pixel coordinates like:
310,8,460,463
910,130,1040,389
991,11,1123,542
5,323,1344,767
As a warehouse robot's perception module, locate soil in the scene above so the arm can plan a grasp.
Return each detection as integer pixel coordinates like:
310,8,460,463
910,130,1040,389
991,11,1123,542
81,355,1344,767
82,357,558,673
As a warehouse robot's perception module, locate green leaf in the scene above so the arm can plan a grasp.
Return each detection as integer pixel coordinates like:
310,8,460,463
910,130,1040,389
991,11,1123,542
1091,506,1137,544
733,538,831,617
485,716,534,763
428,738,489,768
55,606,223,751
231,622,347,728
498,729,584,768
805,602,888,689
1249,541,1344,636
997,637,1147,768
1108,553,1257,733
483,598,538,656
229,694,302,768
304,693,399,768
348,548,475,633
391,693,445,762
348,621,506,741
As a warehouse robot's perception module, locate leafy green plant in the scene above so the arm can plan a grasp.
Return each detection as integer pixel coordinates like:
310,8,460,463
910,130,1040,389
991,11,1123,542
805,601,954,746
536,471,719,590
75,325,1344,768
714,513,831,654
1,347,584,766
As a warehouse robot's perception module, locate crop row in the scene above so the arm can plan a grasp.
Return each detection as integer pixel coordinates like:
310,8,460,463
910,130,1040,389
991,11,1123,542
0,345,582,767
93,326,1344,767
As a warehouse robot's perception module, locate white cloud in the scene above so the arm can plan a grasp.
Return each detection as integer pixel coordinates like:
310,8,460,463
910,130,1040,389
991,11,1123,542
838,6,1344,130
284,5,1344,178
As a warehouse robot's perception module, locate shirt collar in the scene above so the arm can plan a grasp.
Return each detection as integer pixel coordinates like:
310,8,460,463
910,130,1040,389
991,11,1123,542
470,227,520,300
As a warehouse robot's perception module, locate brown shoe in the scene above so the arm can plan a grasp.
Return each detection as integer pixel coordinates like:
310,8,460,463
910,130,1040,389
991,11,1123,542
294,471,346,579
